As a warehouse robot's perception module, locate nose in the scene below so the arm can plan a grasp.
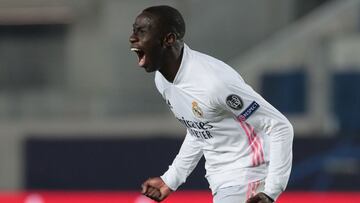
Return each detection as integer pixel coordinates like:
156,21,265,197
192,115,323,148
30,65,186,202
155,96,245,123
129,33,138,44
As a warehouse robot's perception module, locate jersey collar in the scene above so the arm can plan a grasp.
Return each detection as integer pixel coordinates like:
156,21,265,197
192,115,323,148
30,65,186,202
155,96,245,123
173,43,190,85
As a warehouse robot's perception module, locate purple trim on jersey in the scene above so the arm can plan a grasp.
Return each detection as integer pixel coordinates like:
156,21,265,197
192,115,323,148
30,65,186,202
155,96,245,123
238,101,260,121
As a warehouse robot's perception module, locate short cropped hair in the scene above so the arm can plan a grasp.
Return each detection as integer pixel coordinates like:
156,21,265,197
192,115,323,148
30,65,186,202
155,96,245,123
143,5,185,40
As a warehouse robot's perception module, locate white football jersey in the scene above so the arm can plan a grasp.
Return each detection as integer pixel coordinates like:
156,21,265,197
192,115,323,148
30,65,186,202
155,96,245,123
156,44,293,200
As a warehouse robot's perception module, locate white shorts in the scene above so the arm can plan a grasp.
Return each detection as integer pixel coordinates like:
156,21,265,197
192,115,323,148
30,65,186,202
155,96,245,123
213,180,265,203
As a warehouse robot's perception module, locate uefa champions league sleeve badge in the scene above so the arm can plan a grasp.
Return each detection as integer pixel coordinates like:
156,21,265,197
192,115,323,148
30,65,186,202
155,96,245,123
226,94,243,110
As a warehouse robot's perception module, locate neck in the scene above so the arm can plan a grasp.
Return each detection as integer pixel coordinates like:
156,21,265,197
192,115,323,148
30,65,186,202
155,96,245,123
159,42,184,83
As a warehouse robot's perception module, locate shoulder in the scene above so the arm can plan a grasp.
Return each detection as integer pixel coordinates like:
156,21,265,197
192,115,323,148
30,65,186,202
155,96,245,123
190,48,245,83
195,54,246,93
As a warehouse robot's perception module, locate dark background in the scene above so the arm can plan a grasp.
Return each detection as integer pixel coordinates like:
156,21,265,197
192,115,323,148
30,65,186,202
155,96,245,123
25,135,360,191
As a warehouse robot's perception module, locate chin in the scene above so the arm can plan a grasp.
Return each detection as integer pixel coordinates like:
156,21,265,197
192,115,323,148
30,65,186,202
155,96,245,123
144,68,154,73
144,65,158,73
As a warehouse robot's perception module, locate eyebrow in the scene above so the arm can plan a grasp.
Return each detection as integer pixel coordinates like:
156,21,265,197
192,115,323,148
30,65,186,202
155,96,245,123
133,23,146,29
133,23,152,32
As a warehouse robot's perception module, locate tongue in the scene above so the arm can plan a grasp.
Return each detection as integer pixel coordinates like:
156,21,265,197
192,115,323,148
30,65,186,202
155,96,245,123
139,54,146,67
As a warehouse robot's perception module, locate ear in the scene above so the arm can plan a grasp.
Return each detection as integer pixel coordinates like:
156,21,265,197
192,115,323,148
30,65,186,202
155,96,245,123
163,33,177,47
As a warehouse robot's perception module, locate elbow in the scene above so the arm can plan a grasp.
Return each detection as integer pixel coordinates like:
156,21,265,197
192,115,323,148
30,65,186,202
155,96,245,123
288,121,294,140
286,121,294,139
275,119,294,142
282,120,294,149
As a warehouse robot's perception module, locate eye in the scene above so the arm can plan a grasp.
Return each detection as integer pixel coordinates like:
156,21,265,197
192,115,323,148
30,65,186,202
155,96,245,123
132,27,146,36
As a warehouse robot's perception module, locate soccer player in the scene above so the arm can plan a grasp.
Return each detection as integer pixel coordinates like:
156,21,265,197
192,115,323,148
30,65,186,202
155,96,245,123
129,5,294,203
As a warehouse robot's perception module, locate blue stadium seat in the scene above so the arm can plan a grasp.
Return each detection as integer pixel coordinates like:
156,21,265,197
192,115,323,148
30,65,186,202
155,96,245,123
333,72,360,133
261,69,306,114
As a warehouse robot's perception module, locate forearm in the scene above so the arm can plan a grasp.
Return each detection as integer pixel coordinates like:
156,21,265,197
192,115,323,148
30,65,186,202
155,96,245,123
263,119,294,201
161,156,200,191
161,133,203,191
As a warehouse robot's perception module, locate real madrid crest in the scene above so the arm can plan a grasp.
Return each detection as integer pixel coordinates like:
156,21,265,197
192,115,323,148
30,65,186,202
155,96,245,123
192,101,203,118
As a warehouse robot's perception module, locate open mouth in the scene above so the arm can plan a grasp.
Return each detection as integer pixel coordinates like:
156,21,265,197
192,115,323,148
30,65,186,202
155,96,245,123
131,48,146,67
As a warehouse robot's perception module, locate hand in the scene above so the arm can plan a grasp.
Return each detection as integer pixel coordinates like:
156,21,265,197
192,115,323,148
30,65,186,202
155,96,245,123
141,177,172,202
246,192,274,203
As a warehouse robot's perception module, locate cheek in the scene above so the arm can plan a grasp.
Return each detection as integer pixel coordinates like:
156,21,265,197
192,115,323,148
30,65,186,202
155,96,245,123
150,48,164,62
147,43,163,57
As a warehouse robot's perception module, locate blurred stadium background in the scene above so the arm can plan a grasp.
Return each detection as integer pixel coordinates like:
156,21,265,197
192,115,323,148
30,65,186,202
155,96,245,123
0,0,359,202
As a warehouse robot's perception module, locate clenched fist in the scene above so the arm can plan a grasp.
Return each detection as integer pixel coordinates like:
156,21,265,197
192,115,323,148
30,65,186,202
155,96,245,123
246,192,274,203
141,177,172,202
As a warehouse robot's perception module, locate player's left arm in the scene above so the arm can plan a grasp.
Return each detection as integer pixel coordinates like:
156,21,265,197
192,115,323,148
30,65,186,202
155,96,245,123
211,79,294,202
255,108,293,202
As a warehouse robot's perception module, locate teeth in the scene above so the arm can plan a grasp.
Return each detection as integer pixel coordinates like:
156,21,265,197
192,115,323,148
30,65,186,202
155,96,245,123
131,48,140,52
